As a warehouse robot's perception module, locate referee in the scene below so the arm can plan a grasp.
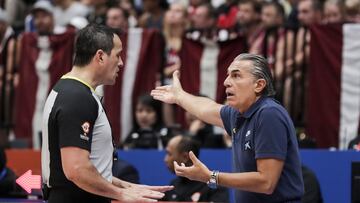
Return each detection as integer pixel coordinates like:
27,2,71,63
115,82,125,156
41,24,172,203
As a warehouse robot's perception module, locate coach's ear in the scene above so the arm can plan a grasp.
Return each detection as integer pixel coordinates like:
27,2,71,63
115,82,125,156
254,78,266,94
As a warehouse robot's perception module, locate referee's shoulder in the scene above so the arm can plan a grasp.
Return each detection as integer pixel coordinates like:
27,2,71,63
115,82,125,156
55,80,97,106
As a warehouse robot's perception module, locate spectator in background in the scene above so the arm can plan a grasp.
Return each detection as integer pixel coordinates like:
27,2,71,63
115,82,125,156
297,0,322,26
53,0,90,27
298,132,318,149
281,0,322,123
15,0,68,149
85,0,109,25
112,158,140,184
0,8,16,141
216,0,239,29
4,0,34,32
323,0,345,24
118,0,138,28
191,3,216,31
185,109,226,148
189,3,217,39
188,0,210,17
261,1,285,29
124,94,172,150
0,146,16,197
344,0,360,23
162,2,188,85
297,132,323,203
259,1,287,89
162,135,229,202
296,0,322,64
301,165,323,203
106,6,128,31
30,0,66,35
138,0,168,30
161,2,188,127
236,0,262,53
285,0,301,30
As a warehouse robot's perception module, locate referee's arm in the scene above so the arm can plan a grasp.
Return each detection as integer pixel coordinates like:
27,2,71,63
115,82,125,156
61,147,124,199
61,147,166,201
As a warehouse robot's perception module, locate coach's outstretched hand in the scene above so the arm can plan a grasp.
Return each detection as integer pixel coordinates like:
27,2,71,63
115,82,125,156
173,151,211,183
151,70,183,105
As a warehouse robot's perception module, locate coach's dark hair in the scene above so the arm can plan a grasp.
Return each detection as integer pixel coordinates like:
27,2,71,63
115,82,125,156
73,24,117,67
177,136,201,157
234,53,276,97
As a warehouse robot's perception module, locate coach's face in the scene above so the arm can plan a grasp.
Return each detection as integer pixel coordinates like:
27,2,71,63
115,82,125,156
103,34,123,85
224,60,263,113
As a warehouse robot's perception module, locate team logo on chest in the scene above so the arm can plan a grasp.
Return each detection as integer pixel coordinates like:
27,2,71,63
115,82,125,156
244,141,251,150
80,121,90,141
245,130,251,137
244,130,252,150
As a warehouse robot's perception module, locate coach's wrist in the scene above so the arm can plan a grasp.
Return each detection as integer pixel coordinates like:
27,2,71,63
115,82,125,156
205,169,212,183
207,170,219,189
175,90,185,105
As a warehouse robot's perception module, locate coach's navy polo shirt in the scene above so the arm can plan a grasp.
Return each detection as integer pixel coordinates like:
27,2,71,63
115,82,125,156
220,96,304,203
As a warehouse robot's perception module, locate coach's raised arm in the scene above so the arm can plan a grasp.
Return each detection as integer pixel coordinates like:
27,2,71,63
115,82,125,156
151,53,304,202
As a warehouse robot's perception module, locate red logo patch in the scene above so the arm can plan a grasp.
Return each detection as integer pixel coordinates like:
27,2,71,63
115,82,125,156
81,122,90,135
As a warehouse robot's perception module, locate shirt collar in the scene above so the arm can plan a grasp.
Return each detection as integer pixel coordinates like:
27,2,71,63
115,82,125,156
61,75,95,92
241,96,267,118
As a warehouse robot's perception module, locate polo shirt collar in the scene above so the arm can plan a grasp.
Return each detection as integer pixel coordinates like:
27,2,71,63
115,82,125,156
241,96,267,118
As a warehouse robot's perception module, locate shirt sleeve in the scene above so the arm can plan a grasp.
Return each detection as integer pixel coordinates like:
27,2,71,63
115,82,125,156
56,92,98,151
220,105,235,136
254,107,288,160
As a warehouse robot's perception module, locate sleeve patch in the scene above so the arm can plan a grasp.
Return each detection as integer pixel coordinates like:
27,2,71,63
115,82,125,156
80,121,91,141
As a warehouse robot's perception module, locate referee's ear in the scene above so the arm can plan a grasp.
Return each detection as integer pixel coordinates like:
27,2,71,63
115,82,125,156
95,50,105,64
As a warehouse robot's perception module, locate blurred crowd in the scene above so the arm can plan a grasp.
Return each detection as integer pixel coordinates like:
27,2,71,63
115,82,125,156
0,0,360,150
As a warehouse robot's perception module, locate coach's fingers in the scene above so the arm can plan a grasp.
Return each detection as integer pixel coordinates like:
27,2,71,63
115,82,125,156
188,151,200,165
